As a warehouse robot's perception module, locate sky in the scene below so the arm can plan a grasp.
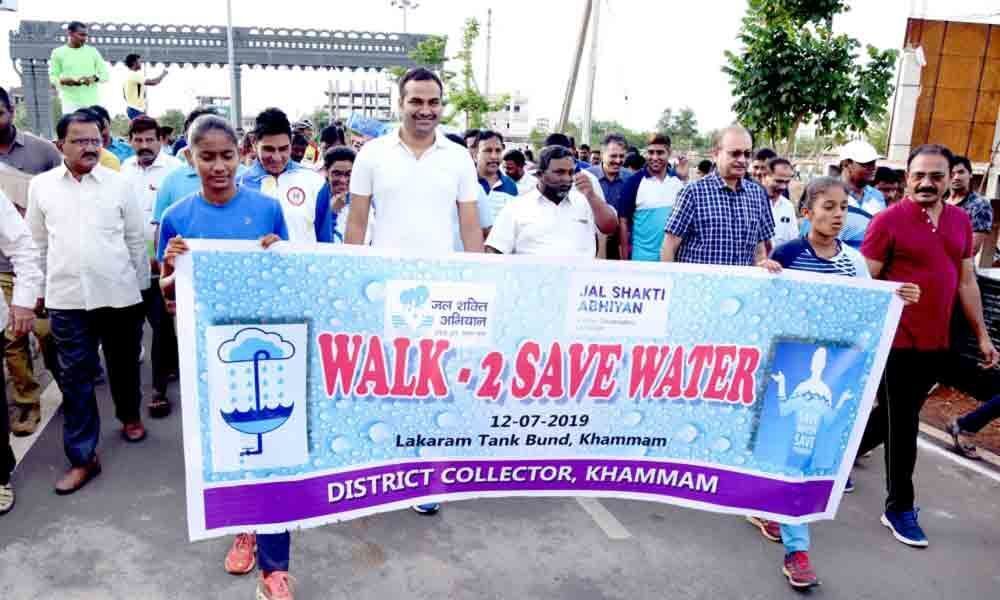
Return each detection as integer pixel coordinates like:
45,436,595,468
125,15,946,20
0,0,998,133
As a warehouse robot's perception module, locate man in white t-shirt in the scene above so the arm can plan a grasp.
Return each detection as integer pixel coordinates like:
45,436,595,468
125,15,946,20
346,67,484,517
762,157,799,249
486,145,618,257
347,68,484,255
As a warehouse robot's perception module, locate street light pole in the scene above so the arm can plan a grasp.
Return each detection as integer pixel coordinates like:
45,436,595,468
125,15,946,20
391,0,421,34
225,0,240,127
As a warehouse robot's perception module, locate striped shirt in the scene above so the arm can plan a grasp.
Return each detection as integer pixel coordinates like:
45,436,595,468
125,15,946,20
771,237,870,279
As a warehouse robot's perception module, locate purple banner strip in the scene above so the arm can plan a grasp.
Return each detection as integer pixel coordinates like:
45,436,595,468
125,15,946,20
204,459,833,530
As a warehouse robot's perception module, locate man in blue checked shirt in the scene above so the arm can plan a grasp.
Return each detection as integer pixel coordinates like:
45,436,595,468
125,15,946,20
660,125,775,266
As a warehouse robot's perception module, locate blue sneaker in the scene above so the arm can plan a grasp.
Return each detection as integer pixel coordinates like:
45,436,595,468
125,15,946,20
880,509,928,547
844,477,855,493
412,503,440,515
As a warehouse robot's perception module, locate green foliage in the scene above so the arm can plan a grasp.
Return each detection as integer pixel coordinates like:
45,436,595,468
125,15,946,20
155,109,185,135
723,0,898,151
14,96,61,137
444,18,506,129
389,35,450,81
111,114,130,138
531,120,649,153
655,107,701,150
865,109,891,155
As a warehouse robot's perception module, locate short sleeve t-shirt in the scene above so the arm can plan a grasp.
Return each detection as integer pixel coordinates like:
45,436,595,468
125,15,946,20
157,187,289,261
861,198,973,350
349,131,478,255
124,69,146,111
772,237,870,278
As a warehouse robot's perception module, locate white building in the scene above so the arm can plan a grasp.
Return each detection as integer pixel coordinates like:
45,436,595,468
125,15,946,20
486,92,532,144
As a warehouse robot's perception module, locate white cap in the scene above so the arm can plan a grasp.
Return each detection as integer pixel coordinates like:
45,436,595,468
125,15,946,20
838,140,880,164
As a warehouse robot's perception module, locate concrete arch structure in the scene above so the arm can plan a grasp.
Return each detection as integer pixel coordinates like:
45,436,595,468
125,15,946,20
9,20,430,138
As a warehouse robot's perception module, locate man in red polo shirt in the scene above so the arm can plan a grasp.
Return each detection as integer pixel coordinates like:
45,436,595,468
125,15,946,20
859,144,999,548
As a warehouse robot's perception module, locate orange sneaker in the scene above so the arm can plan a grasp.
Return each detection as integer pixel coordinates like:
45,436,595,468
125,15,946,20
256,571,295,600
224,533,257,575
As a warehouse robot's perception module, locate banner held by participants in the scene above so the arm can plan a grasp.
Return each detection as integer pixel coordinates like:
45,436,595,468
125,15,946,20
175,241,902,541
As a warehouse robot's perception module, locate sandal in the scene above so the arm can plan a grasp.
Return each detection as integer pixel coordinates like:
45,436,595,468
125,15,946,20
947,419,980,460
149,393,172,419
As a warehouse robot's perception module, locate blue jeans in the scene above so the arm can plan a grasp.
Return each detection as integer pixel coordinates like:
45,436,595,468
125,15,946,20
49,304,144,466
780,523,810,554
126,107,144,120
257,532,290,571
957,393,1000,434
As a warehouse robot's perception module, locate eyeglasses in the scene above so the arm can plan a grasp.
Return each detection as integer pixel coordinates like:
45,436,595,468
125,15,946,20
67,138,102,148
727,150,752,159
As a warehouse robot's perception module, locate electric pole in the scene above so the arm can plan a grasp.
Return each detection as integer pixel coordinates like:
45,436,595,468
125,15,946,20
557,0,592,133
581,0,600,146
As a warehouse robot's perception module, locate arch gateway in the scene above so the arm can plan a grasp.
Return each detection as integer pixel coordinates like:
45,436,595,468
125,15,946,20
9,20,431,138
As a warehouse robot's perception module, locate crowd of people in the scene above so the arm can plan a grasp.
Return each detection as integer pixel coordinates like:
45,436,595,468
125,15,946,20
0,20,999,599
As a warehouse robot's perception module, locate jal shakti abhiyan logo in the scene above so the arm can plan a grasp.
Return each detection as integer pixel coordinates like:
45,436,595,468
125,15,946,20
390,285,435,335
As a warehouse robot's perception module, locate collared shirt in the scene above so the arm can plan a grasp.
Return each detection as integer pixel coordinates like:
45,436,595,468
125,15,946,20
122,151,183,252
0,128,63,176
26,164,149,309
848,185,886,216
237,160,331,242
479,173,520,218
511,172,538,195
0,189,43,330
152,161,248,224
770,196,799,248
349,129,479,254
665,173,775,266
587,165,631,218
0,129,64,274
951,191,993,233
485,188,597,257
632,173,684,262
861,198,973,350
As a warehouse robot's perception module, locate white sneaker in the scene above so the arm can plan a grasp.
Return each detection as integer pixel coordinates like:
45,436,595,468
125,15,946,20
0,483,14,515
138,346,146,363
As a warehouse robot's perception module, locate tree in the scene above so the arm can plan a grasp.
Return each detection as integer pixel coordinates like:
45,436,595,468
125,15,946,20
388,35,450,82
655,108,674,134
111,114,130,138
156,109,185,135
653,106,700,150
14,96,61,137
723,0,897,153
443,18,507,129
865,108,891,156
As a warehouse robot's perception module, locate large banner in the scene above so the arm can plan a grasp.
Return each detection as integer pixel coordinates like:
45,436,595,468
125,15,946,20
176,241,902,541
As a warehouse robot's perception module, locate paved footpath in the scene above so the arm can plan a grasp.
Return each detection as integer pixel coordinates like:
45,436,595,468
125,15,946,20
2,336,999,599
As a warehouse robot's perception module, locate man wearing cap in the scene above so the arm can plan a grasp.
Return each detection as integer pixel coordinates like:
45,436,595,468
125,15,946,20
839,140,886,216
292,120,319,165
